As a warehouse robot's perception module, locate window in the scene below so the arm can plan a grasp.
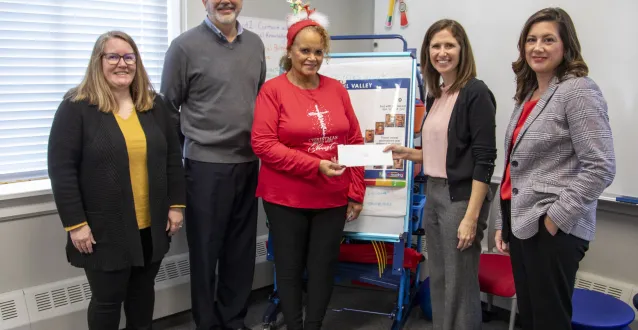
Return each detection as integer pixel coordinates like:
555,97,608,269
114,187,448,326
0,0,172,184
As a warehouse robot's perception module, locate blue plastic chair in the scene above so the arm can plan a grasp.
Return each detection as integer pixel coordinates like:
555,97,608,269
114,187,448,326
572,288,635,330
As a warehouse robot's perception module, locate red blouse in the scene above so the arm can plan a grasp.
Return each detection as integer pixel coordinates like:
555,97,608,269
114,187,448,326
500,99,539,200
251,74,366,209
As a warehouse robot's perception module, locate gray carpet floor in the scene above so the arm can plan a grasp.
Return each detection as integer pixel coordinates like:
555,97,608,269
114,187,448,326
153,284,518,330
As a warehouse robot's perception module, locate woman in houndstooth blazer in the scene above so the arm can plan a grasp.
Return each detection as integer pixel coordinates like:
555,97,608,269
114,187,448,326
494,8,616,330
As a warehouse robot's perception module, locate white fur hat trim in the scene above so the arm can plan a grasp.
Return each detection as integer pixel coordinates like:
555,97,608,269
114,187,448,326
286,10,329,29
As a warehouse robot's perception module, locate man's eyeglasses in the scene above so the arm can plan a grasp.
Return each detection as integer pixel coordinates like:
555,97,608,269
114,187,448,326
103,53,136,65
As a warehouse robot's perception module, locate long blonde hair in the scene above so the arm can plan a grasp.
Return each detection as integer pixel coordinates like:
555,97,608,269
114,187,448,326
65,31,155,113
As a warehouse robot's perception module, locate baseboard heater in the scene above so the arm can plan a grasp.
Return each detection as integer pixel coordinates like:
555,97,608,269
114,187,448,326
0,234,270,330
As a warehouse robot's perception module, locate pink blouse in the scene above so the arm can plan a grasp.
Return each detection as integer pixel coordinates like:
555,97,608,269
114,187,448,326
421,86,460,178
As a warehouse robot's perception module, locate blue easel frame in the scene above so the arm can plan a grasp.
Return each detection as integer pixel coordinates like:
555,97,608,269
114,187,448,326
329,35,426,330
261,34,427,330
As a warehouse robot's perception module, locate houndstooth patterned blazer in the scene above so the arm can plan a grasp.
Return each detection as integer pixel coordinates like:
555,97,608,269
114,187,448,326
495,76,616,241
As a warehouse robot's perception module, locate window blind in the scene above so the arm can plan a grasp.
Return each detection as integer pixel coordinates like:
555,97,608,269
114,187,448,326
0,0,169,183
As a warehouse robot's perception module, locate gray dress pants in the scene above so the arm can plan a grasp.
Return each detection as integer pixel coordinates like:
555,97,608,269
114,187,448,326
424,177,491,330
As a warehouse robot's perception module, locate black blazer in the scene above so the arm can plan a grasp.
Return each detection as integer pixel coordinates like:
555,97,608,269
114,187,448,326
48,94,186,271
423,78,497,202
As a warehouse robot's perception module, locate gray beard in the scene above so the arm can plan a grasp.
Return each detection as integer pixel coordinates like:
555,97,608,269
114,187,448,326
207,3,238,25
214,11,237,24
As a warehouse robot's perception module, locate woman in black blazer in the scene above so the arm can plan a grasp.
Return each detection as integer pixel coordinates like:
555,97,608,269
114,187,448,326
385,19,497,330
47,31,186,330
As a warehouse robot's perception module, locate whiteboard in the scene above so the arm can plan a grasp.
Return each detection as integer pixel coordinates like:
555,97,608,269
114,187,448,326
319,55,417,238
237,16,287,81
374,0,638,198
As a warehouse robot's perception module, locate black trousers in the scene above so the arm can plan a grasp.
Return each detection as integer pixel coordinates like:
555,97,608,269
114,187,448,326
185,159,259,330
263,201,347,330
84,228,161,330
501,199,589,330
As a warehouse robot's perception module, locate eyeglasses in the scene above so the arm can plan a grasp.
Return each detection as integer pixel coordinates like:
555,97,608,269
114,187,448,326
103,53,136,65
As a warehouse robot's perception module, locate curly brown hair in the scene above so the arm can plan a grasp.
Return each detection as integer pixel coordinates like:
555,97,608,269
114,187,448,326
512,8,588,104
280,25,331,72
420,19,476,99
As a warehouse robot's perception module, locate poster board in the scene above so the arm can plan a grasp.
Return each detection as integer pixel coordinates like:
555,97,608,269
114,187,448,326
319,54,417,240
237,16,287,81
349,78,411,188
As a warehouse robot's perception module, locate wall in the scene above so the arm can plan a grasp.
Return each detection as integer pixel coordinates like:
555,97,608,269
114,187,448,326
186,0,375,53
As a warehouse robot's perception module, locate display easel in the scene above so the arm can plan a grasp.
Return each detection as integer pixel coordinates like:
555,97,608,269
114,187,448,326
261,35,427,330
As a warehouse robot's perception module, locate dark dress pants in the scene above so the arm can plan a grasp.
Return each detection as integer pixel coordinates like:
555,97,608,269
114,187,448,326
185,159,259,330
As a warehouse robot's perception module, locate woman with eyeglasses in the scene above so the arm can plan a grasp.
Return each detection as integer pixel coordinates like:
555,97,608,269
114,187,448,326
47,30,186,330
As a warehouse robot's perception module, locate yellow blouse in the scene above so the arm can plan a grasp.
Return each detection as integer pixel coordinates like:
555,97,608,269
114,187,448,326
65,109,185,232
115,110,151,228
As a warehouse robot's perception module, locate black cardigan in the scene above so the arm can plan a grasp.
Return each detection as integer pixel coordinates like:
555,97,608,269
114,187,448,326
423,78,497,201
47,94,186,271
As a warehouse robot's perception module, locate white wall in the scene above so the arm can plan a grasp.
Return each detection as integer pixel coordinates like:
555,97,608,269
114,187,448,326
186,0,375,53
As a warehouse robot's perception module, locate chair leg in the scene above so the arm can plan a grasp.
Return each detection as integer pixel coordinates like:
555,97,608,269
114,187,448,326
509,297,517,330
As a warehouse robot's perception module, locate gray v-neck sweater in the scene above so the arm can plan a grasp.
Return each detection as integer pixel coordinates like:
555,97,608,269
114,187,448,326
160,22,266,163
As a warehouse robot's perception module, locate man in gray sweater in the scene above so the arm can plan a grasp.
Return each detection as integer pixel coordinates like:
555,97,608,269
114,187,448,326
160,1,265,329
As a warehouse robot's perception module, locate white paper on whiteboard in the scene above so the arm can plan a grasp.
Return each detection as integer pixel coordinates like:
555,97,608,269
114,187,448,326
237,16,287,81
337,144,393,167
344,214,405,236
360,186,408,217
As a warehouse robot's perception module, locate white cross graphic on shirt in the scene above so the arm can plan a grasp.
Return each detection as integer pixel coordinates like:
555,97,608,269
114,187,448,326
308,104,329,137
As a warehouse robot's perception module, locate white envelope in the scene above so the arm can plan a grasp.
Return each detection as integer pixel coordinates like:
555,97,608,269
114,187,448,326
337,144,394,167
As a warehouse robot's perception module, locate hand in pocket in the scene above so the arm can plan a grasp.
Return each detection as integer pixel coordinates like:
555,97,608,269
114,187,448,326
544,215,559,236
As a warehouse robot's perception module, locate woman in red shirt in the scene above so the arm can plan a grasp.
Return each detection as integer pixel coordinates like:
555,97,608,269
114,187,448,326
250,4,365,330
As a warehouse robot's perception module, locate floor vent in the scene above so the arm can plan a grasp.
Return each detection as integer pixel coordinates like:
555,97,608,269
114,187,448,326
177,259,190,276
256,234,268,263
82,282,92,300
154,253,192,291
34,292,52,312
24,276,92,323
0,290,30,329
411,235,427,259
575,271,634,304
8,235,272,327
0,299,17,321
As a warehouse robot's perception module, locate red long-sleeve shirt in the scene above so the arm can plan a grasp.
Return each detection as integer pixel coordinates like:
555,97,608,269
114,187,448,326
251,74,366,209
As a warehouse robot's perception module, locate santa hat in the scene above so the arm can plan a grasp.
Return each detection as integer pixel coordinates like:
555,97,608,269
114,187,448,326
286,0,329,48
